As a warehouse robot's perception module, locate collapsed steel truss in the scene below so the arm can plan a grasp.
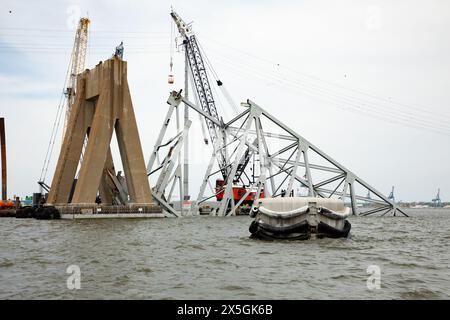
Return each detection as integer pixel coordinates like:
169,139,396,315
146,94,191,217
148,91,407,217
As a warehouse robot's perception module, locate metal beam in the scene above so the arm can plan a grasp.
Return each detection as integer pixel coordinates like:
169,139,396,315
179,94,222,127
360,205,392,216
0,118,6,200
224,109,250,128
313,173,346,188
217,115,254,216
183,50,190,201
227,126,297,141
316,187,388,204
146,104,177,173
276,158,343,174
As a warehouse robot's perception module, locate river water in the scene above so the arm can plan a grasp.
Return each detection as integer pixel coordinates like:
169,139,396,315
0,209,449,299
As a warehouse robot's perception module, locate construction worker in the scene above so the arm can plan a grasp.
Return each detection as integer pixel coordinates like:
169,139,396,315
115,41,124,59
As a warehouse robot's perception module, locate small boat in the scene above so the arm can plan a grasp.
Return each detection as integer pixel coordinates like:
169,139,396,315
249,197,351,240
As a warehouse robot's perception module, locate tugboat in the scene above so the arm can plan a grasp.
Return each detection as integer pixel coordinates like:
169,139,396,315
249,197,351,240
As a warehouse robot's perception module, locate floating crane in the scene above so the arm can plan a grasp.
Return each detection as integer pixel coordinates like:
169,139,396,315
432,188,442,207
169,10,258,206
38,17,90,193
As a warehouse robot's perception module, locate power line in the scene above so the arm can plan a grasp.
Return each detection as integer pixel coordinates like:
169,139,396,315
210,54,450,136
0,26,167,34
3,25,449,136
201,44,450,132
200,34,450,120
215,55,450,134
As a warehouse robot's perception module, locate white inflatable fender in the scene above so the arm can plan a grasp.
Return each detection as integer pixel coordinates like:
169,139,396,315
318,206,351,219
257,205,310,219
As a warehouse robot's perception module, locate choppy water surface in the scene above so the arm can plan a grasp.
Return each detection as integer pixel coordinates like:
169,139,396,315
0,209,449,299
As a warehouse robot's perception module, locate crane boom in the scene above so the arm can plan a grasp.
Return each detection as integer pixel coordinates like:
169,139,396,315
63,17,90,137
170,11,229,178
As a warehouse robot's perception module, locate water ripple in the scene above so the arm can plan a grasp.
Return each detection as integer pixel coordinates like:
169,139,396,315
0,209,449,299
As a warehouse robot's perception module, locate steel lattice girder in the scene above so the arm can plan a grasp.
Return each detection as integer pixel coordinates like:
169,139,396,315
200,98,407,217
150,92,407,217
146,92,192,217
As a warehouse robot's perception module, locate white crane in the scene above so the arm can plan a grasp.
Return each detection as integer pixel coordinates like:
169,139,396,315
170,10,256,195
63,17,90,138
432,188,442,207
170,10,230,178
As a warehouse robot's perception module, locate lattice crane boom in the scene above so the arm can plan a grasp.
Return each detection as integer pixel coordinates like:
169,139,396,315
170,10,229,178
38,17,90,188
63,17,90,135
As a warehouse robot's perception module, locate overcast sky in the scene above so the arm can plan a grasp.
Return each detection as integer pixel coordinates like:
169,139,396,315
1,0,449,202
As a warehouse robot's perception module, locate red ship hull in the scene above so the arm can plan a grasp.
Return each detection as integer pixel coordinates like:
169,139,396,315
215,183,264,203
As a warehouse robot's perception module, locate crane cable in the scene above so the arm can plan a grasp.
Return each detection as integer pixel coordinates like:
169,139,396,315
169,16,174,76
189,67,210,145
197,36,450,134
38,52,73,183
214,58,450,136
214,55,450,135
201,34,450,121
196,39,240,116
206,48,450,136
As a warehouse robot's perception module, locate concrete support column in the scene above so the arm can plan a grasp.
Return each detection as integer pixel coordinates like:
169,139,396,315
71,71,116,204
47,79,92,204
48,57,152,206
115,79,152,203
